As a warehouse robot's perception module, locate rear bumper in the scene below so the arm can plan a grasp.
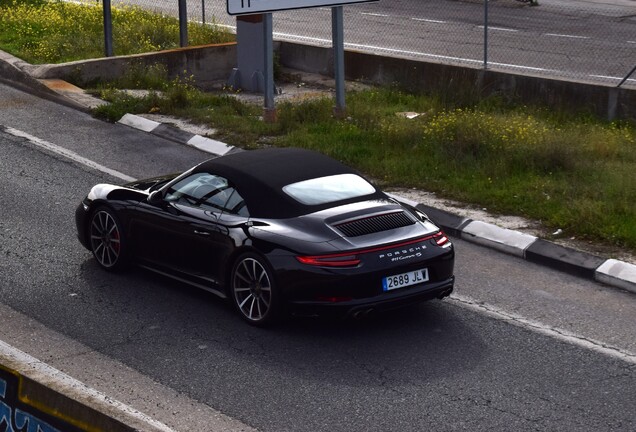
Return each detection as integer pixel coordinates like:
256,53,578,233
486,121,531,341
288,276,454,318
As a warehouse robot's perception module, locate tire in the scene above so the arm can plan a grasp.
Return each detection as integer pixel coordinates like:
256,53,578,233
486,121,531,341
230,253,280,326
89,206,128,271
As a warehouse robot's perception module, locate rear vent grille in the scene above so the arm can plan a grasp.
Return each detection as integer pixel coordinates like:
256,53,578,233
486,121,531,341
334,211,415,237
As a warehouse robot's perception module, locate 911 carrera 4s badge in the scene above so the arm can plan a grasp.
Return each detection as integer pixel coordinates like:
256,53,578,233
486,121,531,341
382,268,429,291
378,244,426,263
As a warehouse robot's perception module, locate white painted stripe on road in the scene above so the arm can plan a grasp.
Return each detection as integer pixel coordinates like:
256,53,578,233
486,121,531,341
361,12,389,17
544,33,590,40
450,294,636,365
272,31,560,74
628,41,636,44
412,18,446,24
590,74,636,83
479,26,518,32
5,127,136,182
0,339,176,432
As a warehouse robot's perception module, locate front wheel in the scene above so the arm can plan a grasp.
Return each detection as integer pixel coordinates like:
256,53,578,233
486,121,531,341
230,253,280,326
89,207,128,271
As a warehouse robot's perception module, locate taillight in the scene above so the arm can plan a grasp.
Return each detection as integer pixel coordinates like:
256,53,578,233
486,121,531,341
296,254,361,267
433,231,450,247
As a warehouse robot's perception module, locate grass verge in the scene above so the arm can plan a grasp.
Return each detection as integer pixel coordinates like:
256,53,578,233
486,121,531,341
0,0,233,64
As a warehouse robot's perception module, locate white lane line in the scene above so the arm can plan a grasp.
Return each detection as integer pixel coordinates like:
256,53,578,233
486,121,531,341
477,26,518,32
589,74,636,83
361,12,390,17
412,18,447,24
544,33,590,40
271,31,563,74
5,127,136,182
628,41,636,44
0,340,176,432
449,294,636,365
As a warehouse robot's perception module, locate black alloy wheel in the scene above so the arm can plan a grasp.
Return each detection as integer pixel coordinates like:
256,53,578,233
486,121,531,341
231,253,279,326
89,207,127,271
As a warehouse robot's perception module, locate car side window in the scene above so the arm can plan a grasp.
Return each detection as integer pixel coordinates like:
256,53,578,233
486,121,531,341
164,173,249,216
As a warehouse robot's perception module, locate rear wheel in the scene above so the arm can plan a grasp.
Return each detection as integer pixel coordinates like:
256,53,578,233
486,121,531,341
89,207,128,271
231,253,280,326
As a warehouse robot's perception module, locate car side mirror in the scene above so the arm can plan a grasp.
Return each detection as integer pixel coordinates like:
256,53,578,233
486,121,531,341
147,190,163,205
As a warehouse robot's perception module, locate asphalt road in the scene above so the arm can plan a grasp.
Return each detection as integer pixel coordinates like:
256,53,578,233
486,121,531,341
1,82,635,431
171,0,636,87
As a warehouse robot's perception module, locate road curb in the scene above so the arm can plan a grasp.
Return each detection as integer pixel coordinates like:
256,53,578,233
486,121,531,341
413,203,636,294
117,113,236,156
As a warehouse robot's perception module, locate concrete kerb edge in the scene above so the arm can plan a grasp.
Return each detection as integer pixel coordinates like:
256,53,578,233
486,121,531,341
117,113,235,156
408,205,635,295
0,340,174,432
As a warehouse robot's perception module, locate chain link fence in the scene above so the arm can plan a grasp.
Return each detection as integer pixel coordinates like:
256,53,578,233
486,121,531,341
108,0,636,88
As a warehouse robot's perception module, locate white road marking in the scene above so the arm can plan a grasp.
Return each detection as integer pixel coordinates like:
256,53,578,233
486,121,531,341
544,33,590,40
449,294,636,365
628,41,636,44
5,127,136,182
412,18,447,24
361,12,389,17
478,26,518,32
589,74,636,83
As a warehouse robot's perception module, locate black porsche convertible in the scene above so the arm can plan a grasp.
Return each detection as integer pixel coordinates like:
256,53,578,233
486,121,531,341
76,148,454,325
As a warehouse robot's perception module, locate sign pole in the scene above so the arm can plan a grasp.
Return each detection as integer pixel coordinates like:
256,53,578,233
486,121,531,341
263,13,277,122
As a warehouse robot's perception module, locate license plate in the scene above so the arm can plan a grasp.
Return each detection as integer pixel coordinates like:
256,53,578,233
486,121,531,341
382,268,429,291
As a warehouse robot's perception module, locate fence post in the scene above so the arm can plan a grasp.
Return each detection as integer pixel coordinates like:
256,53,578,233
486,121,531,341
332,6,346,118
178,0,188,47
483,0,488,69
102,0,113,57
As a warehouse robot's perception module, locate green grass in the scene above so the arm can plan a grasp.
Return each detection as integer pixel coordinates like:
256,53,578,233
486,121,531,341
0,0,233,64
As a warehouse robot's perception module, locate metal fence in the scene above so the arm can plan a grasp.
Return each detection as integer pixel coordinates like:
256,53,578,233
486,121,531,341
108,0,636,88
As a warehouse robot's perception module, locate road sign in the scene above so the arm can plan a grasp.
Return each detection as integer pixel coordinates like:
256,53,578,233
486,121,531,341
227,0,376,16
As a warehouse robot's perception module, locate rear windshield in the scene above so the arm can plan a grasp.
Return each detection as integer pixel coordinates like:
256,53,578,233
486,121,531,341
282,174,376,205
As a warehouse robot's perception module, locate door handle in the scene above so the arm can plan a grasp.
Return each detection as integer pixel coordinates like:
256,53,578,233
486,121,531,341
194,230,210,236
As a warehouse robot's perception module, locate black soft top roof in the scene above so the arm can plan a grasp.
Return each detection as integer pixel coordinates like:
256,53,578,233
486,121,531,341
194,148,384,218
